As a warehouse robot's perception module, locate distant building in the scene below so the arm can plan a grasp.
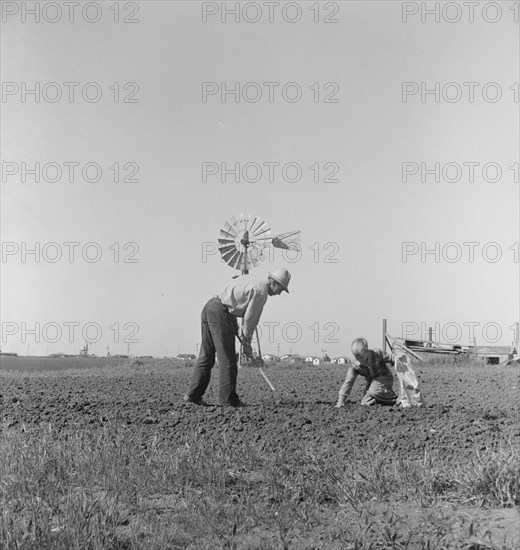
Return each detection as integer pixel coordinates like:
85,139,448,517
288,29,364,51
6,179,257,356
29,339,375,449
333,357,352,365
282,354,305,366
178,354,196,361
472,346,514,365
262,354,280,363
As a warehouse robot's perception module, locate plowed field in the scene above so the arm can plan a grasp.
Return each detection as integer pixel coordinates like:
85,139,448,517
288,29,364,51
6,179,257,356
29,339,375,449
2,359,518,460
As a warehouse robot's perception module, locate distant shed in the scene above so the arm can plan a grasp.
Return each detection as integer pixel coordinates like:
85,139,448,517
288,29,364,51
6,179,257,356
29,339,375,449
262,354,280,363
473,346,514,365
178,354,196,361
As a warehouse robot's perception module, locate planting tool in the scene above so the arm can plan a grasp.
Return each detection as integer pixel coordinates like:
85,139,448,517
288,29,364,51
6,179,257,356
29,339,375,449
254,327,284,404
236,331,284,404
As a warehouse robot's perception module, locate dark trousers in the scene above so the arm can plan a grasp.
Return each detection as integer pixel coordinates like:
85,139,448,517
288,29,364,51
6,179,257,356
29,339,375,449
186,297,240,406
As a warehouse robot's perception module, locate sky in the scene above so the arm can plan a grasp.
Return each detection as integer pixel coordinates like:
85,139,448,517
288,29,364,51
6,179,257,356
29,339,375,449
1,0,519,358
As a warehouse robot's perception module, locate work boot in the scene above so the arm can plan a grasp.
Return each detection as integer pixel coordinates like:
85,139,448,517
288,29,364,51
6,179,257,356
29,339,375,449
230,399,248,408
183,395,210,406
219,399,248,408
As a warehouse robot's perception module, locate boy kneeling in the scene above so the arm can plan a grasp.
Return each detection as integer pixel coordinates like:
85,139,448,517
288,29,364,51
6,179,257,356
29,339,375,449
336,337,397,407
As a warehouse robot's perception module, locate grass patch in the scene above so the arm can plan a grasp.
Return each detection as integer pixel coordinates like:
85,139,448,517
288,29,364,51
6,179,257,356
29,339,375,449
1,422,518,549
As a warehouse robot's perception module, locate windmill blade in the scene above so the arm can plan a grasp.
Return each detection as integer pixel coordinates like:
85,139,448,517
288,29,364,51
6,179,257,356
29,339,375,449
218,236,239,249
218,235,237,248
248,216,262,232
244,213,255,230
253,227,272,241
222,221,238,236
219,228,238,241
249,216,270,236
220,247,237,264
236,251,246,270
234,251,247,270
271,230,301,251
222,248,241,268
253,231,273,244
218,242,238,257
227,214,240,231
238,214,248,232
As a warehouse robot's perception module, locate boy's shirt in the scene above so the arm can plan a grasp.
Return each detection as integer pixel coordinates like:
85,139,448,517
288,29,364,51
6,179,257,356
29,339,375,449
352,348,393,380
338,348,395,402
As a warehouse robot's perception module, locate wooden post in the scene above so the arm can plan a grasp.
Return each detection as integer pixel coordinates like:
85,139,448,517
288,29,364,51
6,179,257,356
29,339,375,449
513,322,519,358
382,318,387,352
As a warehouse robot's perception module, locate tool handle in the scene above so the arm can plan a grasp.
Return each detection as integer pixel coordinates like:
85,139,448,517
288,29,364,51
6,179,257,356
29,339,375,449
254,327,263,358
258,366,276,391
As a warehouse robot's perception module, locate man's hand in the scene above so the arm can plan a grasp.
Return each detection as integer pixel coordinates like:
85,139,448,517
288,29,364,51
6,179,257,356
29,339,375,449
250,357,264,368
242,341,253,359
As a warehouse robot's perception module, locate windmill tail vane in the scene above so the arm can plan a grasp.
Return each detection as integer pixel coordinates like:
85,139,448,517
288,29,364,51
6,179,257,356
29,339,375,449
271,230,301,251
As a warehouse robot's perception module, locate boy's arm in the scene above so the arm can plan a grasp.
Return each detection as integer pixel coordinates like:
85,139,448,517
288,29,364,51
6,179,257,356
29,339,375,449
382,349,395,365
336,367,357,407
368,356,376,379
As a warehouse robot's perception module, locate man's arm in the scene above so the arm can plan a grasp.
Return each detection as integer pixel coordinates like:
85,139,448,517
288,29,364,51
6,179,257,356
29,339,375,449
240,290,268,355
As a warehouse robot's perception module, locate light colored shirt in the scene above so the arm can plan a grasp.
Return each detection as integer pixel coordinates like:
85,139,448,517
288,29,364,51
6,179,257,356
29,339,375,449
217,274,269,343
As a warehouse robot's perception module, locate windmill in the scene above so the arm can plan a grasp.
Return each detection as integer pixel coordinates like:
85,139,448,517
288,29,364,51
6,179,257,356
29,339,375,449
217,213,301,275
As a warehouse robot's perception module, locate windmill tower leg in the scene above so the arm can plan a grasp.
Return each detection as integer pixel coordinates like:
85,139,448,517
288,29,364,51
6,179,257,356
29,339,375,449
238,242,249,365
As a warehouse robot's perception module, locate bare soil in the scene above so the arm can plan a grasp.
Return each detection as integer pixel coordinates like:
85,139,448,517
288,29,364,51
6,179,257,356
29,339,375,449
2,361,518,462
